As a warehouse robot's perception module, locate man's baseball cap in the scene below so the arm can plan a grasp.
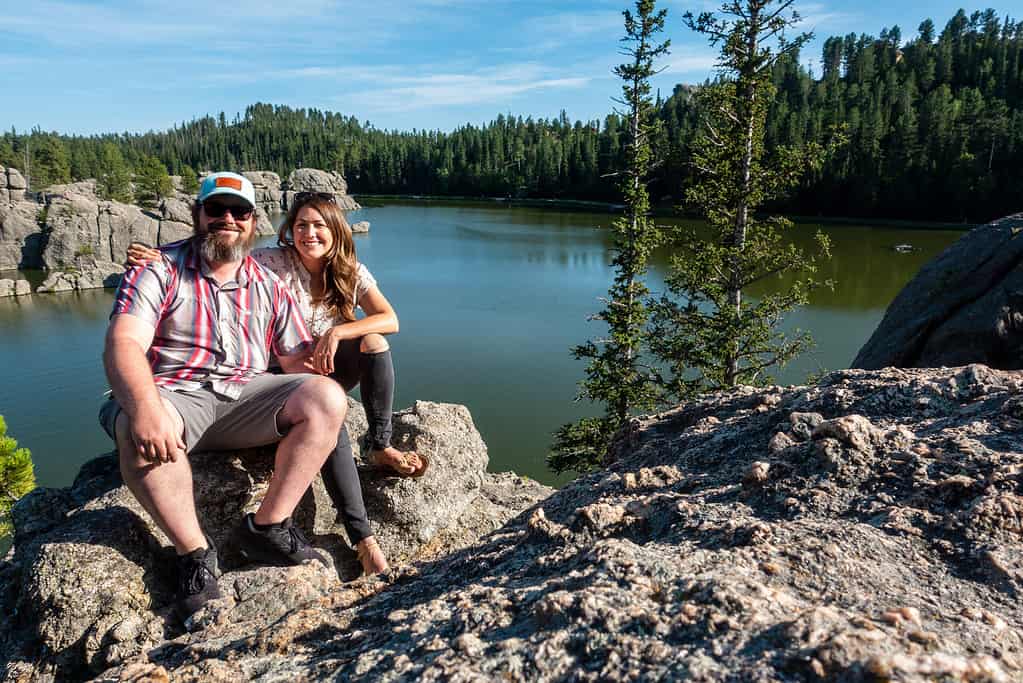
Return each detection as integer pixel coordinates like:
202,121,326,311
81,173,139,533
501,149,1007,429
197,172,256,208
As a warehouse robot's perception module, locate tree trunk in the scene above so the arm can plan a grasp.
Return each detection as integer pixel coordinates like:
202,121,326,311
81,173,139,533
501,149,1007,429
726,5,761,387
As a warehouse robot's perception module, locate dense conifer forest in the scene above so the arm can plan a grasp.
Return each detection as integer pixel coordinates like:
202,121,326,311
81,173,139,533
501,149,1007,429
1,9,1020,222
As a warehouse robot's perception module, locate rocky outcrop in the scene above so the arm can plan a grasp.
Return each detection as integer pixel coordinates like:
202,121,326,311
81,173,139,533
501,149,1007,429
41,184,159,270
241,171,284,218
284,168,361,211
351,220,370,234
6,365,1018,682
30,181,158,293
0,200,43,270
0,167,358,294
0,400,551,681
0,166,28,203
853,212,1023,370
155,195,194,245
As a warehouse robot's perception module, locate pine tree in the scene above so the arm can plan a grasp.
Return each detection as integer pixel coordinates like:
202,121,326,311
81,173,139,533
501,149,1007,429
180,164,200,195
134,155,173,207
31,135,71,189
649,0,833,398
96,142,133,203
0,415,35,539
548,0,669,474
0,137,15,168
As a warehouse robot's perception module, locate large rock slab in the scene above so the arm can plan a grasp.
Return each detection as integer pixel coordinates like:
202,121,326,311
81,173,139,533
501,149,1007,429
284,168,360,211
35,257,122,293
0,399,551,680
40,366,1023,682
155,196,193,245
4,166,27,202
0,200,44,270
40,190,160,272
241,171,283,217
853,212,1023,369
356,401,488,562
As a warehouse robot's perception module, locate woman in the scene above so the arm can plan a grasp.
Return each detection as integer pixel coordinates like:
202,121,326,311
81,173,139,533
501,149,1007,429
127,192,426,575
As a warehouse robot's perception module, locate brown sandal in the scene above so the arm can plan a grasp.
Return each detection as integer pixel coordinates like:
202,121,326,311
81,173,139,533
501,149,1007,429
370,450,430,478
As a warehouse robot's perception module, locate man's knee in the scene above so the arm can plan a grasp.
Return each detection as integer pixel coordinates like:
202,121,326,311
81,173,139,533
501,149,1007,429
288,376,347,427
360,333,389,354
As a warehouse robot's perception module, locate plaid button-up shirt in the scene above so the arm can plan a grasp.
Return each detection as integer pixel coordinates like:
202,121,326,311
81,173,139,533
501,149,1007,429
112,238,312,399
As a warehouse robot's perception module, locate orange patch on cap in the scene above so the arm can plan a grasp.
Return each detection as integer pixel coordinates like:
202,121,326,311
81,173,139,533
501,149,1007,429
215,177,243,191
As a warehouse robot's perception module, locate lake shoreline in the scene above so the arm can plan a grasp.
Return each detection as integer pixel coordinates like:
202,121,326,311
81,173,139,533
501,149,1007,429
354,193,976,231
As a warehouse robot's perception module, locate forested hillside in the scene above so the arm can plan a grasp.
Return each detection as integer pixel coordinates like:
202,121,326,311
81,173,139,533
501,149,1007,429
1,8,1020,222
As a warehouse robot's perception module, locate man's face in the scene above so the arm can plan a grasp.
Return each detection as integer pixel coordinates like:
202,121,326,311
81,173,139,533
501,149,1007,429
195,197,257,264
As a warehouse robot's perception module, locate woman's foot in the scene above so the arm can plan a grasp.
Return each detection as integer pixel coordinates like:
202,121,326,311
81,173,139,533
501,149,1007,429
356,536,389,575
369,446,429,478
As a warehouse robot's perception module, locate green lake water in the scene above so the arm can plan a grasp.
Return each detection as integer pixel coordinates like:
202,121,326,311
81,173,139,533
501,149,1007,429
0,200,963,506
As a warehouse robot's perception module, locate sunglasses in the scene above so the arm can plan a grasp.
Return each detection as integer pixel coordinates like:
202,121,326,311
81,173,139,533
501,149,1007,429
294,191,337,205
202,200,254,220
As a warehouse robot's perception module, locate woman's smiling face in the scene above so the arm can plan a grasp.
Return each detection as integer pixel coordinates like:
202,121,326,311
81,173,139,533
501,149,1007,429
292,205,334,263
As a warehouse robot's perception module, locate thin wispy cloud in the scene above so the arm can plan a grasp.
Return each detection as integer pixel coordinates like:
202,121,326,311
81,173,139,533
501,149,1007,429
662,48,719,75
522,11,622,38
342,64,592,113
796,3,859,31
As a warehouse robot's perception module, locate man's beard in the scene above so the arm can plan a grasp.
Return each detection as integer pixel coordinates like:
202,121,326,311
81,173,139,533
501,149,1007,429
196,224,256,264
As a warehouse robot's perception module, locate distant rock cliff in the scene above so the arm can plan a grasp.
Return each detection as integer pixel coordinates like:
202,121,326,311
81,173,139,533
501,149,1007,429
284,168,360,212
0,167,362,296
4,367,1021,681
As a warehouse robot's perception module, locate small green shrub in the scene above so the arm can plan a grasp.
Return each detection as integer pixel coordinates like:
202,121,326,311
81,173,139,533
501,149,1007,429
75,245,95,257
0,416,35,538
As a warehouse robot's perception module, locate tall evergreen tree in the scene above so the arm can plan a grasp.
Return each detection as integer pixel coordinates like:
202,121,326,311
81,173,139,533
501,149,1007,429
549,0,669,474
134,155,173,207
179,164,200,195
96,142,133,203
0,416,35,539
649,0,833,398
30,135,71,189
0,137,15,169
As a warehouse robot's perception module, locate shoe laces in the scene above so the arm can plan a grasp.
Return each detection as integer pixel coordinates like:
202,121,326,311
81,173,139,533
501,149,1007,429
181,555,213,596
286,524,311,554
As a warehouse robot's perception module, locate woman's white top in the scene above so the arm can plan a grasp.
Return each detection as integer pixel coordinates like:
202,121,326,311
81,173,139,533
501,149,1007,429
252,246,377,338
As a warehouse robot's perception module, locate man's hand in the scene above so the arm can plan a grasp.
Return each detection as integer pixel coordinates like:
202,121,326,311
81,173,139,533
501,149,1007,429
131,400,186,463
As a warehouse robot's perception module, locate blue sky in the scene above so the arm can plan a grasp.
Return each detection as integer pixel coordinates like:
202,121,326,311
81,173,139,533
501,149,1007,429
0,1,1019,136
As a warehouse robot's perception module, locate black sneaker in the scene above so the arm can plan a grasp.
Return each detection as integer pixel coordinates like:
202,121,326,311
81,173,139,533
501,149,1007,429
236,513,327,566
175,539,222,621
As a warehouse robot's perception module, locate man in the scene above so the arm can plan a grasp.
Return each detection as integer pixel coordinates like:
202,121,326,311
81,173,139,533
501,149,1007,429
100,172,346,620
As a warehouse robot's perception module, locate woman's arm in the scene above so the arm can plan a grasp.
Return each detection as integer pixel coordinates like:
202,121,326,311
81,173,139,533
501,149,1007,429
310,286,399,374
337,286,399,338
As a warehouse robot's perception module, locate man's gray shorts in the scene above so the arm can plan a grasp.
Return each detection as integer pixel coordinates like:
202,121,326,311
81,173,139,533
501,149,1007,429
99,373,316,453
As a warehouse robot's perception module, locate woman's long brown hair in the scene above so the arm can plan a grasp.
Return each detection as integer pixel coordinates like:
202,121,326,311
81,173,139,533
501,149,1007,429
277,196,358,323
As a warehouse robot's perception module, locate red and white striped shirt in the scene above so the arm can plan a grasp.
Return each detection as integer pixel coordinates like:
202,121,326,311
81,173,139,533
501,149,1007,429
112,239,312,399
